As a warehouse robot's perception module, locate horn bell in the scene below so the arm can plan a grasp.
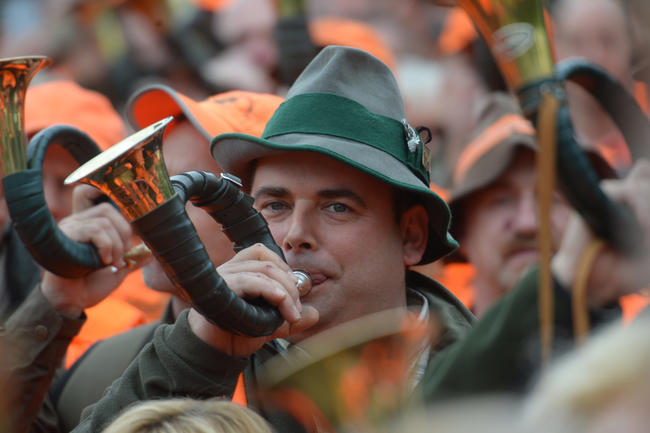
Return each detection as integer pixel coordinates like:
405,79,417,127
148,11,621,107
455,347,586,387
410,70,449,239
0,56,51,178
65,117,175,220
453,0,555,92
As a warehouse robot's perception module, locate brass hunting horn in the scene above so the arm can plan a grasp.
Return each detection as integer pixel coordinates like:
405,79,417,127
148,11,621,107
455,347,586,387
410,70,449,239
65,117,310,337
0,56,148,277
436,0,650,252
0,56,51,178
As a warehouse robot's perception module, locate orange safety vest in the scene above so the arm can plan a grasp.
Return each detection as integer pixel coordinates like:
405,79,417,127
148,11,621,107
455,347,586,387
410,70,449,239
65,297,146,368
64,269,170,368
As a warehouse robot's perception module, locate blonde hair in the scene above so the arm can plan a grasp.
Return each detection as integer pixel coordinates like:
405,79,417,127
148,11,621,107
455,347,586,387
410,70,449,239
101,398,273,433
521,315,650,432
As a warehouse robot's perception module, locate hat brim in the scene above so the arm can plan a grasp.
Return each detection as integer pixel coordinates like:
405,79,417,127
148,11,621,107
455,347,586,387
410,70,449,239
126,84,214,141
449,135,536,207
211,131,458,264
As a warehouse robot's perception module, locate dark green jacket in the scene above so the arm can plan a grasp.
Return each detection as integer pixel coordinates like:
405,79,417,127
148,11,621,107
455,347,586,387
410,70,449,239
71,271,475,433
418,267,620,401
0,225,41,322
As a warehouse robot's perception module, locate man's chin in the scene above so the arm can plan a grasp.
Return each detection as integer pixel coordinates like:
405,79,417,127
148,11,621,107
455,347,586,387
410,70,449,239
499,261,536,291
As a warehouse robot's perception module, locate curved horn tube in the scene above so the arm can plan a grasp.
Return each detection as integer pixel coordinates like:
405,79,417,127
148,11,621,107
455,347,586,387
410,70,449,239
4,125,105,277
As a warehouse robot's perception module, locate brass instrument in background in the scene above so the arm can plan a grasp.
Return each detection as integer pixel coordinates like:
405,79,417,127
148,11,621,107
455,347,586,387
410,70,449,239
439,0,650,365
436,0,650,251
439,0,554,114
0,56,51,177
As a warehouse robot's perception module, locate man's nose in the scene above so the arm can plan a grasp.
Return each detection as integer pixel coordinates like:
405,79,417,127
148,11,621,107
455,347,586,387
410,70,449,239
512,195,538,235
282,207,316,253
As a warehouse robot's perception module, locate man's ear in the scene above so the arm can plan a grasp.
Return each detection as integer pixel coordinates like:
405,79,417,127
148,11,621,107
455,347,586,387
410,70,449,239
400,205,429,266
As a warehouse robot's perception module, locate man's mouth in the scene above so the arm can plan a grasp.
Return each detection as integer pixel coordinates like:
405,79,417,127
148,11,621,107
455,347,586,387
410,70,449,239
307,273,328,286
505,247,539,264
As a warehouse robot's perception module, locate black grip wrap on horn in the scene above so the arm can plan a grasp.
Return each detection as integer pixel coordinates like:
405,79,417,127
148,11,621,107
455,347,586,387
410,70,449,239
556,59,650,162
131,192,284,337
555,104,642,253
4,125,104,277
171,171,285,259
517,65,648,255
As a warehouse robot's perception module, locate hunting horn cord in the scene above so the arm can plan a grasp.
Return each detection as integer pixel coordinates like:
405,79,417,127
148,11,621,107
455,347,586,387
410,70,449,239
572,239,605,345
536,90,559,367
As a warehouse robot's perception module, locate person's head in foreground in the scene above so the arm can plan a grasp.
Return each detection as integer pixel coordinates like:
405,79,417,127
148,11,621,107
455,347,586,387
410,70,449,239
101,398,273,433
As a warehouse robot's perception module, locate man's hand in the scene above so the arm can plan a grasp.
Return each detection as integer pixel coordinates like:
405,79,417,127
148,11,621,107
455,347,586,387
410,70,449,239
552,159,650,307
188,243,319,357
40,185,140,318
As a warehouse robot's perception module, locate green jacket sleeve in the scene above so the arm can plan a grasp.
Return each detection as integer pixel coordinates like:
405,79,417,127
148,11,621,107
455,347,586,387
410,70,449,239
418,266,620,402
72,309,249,433
0,286,85,433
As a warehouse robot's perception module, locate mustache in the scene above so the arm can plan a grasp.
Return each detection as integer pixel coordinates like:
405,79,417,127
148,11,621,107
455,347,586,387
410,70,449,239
500,235,546,257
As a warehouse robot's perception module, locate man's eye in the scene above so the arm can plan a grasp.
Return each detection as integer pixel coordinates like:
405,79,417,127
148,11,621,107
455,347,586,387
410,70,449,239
487,193,514,208
327,203,349,213
263,201,288,211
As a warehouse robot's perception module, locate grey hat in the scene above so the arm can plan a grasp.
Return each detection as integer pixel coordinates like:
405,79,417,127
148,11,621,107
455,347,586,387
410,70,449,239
448,92,537,208
210,45,457,264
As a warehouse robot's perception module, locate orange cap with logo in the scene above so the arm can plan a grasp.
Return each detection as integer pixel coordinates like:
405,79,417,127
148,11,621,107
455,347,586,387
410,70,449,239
25,80,125,151
126,84,283,140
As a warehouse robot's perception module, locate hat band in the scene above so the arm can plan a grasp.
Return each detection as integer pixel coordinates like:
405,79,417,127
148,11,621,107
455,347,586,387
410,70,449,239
262,93,429,184
454,114,535,184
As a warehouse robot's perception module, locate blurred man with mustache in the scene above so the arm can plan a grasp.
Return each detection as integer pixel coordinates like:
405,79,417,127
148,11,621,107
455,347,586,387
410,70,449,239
448,93,583,316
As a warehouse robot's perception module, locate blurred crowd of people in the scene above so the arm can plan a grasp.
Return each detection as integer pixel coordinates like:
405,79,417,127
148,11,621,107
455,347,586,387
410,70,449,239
0,0,650,432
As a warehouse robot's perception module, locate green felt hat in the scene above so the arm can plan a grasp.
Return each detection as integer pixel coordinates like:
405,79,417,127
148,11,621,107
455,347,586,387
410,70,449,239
210,45,457,264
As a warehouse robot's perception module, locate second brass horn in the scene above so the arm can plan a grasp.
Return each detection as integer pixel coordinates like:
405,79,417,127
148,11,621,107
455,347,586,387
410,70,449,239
0,56,51,177
438,0,555,114
65,117,304,337
439,0,648,253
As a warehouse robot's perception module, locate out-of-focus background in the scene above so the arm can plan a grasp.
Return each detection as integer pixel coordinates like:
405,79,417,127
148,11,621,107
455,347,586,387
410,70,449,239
3,0,649,187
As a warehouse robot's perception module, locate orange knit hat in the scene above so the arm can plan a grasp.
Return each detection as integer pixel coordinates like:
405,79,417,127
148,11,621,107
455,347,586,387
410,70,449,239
126,84,283,140
25,80,125,151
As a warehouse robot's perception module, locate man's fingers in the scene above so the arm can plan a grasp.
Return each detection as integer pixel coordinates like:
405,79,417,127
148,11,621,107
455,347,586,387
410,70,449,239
59,214,127,266
72,184,105,213
219,259,300,303
232,243,291,270
97,204,133,249
225,271,301,323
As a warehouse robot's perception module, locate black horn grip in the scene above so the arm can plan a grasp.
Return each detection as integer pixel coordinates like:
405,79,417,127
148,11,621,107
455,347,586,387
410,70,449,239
171,171,284,257
556,59,650,162
131,193,284,337
555,104,642,253
4,125,105,277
